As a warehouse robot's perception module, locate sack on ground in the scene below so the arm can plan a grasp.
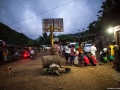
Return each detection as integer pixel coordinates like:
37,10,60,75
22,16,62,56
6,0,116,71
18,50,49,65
109,55,114,60
74,56,79,65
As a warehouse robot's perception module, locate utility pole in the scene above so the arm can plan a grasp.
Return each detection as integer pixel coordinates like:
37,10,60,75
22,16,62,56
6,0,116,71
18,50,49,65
50,24,54,46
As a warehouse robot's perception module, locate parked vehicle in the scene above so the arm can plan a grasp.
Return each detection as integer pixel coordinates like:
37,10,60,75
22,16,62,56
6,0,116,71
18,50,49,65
99,48,109,63
84,44,92,53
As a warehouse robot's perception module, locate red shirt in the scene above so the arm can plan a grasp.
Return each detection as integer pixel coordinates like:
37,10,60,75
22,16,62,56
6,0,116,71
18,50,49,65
90,55,97,64
84,56,90,64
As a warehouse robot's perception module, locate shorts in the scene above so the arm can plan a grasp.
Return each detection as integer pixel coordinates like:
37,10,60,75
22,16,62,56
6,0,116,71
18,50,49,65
65,53,70,60
70,56,75,61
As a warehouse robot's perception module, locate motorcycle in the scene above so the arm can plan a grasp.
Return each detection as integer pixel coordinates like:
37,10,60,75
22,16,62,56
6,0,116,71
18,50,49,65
29,54,36,60
22,51,30,58
99,48,108,63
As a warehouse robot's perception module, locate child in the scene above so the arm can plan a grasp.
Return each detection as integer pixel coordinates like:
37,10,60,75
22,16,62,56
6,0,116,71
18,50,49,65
78,53,84,67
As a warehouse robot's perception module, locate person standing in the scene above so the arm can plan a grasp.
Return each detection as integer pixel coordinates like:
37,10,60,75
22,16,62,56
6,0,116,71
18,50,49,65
54,44,58,51
109,43,114,60
3,48,8,62
113,44,119,69
62,45,66,57
70,45,76,65
59,45,63,57
90,43,97,58
30,49,36,59
64,43,70,64
78,43,84,66
0,47,3,62
78,43,83,60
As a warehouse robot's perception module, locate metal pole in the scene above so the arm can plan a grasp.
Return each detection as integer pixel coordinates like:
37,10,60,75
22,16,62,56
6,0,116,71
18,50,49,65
52,20,54,46
50,25,54,46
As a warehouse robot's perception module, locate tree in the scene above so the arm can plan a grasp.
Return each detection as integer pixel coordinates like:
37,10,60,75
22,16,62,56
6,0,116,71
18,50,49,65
86,0,120,37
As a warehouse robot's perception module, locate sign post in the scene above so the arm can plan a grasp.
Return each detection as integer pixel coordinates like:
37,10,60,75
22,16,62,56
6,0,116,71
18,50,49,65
50,25,54,46
42,18,63,46
42,19,63,67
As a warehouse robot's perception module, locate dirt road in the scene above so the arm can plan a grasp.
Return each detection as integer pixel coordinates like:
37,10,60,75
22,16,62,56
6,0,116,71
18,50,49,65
0,51,120,90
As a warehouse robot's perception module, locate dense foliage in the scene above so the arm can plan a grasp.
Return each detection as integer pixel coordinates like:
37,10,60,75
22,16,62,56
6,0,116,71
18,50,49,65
0,22,33,46
87,0,120,33
77,0,120,42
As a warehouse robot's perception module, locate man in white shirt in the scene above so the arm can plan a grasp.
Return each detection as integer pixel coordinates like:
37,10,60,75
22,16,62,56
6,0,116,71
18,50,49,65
90,43,97,58
30,49,35,55
65,43,70,64
30,49,36,59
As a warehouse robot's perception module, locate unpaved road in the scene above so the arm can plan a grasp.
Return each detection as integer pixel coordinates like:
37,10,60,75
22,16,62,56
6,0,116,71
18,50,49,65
0,51,120,90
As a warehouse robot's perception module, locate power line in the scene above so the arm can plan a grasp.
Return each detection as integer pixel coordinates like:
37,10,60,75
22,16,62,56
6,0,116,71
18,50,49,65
9,0,76,26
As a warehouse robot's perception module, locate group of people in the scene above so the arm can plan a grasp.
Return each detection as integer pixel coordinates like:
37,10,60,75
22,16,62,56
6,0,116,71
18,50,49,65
108,41,120,70
14,48,36,60
60,41,119,69
0,46,36,63
98,41,120,70
20,48,36,59
60,43,98,67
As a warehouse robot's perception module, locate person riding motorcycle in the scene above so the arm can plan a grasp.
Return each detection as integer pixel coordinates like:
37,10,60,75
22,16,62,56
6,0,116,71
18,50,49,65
13,50,21,59
30,49,36,59
22,49,30,58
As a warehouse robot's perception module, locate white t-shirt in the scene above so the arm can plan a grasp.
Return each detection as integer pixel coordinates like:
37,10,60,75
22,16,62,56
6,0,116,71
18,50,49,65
103,48,107,52
65,46,70,53
90,46,97,57
30,50,35,55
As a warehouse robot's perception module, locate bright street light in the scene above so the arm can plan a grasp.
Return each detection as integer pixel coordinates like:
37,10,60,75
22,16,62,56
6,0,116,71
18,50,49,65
108,28,114,33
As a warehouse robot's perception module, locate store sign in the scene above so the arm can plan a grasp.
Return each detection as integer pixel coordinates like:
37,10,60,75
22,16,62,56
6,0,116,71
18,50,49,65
54,38,59,42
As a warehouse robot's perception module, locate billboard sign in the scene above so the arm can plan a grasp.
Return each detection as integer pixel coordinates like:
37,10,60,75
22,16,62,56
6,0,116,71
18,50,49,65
42,18,63,32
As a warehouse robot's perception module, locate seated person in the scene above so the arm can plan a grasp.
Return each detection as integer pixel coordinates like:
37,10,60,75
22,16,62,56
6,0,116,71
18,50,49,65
78,53,84,67
90,53,97,66
83,55,90,66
